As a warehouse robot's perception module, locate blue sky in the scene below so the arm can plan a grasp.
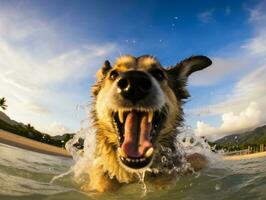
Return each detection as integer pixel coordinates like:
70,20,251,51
0,0,266,140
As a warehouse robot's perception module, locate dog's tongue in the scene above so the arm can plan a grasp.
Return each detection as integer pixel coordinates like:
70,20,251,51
121,111,152,158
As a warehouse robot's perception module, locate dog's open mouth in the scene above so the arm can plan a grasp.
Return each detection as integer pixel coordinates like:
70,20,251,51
113,107,166,170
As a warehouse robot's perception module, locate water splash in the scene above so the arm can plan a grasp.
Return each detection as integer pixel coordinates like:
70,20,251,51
65,120,96,183
136,171,148,197
49,167,74,184
52,107,223,192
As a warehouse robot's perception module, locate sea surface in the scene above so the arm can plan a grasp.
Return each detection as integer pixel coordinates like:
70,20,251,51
1,142,266,200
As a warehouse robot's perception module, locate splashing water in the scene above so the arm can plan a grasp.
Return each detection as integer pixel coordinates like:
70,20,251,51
65,122,97,185
137,171,147,196
61,110,223,194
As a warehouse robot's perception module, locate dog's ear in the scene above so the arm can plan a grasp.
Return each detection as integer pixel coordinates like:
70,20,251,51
96,60,112,80
167,56,212,79
166,56,212,99
92,60,112,96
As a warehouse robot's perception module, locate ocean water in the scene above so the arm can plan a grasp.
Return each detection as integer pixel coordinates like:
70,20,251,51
1,142,266,200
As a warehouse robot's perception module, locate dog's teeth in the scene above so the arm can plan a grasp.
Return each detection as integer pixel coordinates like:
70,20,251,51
140,158,145,162
118,110,124,123
148,111,153,123
118,147,127,158
145,147,154,158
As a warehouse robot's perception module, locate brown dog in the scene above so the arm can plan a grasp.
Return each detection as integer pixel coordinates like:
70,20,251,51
84,55,211,192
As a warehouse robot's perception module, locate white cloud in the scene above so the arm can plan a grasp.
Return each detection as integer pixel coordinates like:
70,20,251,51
191,64,266,116
0,6,54,41
247,0,266,24
191,63,266,141
194,64,266,140
242,1,266,55
23,101,50,114
189,57,250,86
191,3,266,87
191,1,266,140
242,29,266,55
0,5,119,135
46,122,72,136
197,9,215,23
195,102,264,141
0,37,117,90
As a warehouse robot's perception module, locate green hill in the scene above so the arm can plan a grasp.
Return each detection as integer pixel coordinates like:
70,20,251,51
0,111,74,148
214,125,266,151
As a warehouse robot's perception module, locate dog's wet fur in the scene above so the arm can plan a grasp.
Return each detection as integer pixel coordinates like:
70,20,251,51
84,55,212,192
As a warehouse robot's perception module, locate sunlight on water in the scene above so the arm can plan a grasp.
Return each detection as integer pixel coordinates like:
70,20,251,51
0,143,76,197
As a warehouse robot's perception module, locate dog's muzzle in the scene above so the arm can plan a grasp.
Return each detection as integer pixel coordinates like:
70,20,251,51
111,71,166,170
117,71,152,104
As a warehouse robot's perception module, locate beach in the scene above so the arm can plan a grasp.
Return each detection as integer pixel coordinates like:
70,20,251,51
223,151,266,160
0,129,72,158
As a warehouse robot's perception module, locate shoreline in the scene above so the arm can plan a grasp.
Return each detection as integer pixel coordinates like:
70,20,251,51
223,151,266,160
2,129,266,161
0,129,72,158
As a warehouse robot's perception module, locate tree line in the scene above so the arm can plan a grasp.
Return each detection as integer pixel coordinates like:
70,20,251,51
0,97,73,148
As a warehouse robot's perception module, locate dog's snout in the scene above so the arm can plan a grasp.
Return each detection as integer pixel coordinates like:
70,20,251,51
117,78,130,91
117,71,152,103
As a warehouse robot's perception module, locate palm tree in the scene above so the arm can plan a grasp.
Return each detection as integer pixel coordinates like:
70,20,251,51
0,97,7,110
26,123,35,131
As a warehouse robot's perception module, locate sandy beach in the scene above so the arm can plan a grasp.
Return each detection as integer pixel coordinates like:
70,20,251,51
223,151,266,160
0,129,72,158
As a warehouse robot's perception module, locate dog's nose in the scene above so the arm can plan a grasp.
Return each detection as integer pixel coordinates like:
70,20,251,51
117,71,152,103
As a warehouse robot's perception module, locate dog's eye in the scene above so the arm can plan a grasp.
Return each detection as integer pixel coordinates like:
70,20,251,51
109,70,119,80
149,69,166,81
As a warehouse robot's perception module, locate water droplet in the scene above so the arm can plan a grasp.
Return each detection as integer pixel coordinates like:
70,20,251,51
161,156,167,163
215,184,221,190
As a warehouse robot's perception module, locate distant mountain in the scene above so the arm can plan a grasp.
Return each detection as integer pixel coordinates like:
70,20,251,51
0,111,74,148
215,125,266,146
0,111,23,126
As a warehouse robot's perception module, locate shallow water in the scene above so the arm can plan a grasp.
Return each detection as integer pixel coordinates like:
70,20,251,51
1,143,266,200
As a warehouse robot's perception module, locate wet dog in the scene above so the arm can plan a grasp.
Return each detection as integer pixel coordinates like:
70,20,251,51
85,55,212,192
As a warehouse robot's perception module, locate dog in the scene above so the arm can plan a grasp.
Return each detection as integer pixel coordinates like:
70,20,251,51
83,55,212,192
